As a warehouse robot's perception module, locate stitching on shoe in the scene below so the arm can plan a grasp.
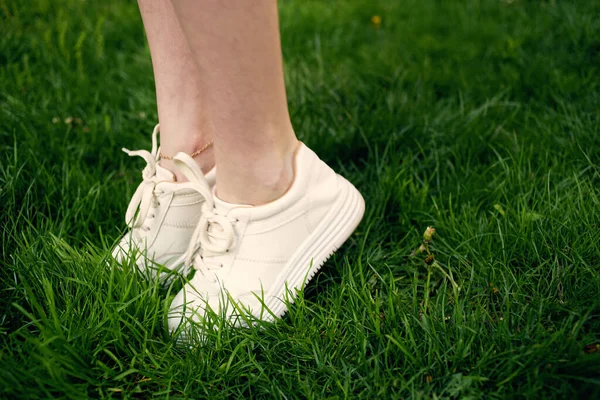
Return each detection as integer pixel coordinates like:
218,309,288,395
244,209,306,235
235,256,289,264
171,200,204,207
174,193,204,198
161,222,199,228
161,251,185,256
304,197,312,234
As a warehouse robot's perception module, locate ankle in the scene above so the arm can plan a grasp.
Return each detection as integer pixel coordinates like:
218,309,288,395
160,146,215,181
216,141,297,205
159,128,215,180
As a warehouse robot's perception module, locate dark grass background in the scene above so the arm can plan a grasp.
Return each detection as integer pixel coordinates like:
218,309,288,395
1,0,600,398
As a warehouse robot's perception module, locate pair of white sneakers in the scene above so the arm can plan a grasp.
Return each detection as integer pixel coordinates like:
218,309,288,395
112,125,365,335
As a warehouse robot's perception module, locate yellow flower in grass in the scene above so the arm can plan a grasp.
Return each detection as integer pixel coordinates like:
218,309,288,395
371,15,381,28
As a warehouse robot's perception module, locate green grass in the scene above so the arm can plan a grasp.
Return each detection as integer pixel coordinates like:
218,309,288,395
1,0,600,397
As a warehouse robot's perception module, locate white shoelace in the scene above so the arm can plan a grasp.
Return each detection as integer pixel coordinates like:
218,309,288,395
173,153,237,283
121,125,162,232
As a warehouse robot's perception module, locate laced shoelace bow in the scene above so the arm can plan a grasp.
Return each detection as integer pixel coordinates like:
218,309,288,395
121,125,163,231
173,153,237,283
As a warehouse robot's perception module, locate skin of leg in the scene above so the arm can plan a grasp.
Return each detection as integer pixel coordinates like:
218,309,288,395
138,0,215,178
171,0,298,205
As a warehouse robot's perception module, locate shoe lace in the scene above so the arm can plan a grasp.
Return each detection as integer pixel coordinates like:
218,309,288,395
173,153,237,283
121,125,163,231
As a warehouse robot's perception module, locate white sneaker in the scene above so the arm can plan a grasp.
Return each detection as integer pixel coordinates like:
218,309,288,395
168,142,365,333
112,125,216,281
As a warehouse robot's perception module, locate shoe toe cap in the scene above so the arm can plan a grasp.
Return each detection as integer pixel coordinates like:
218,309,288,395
111,237,132,262
168,284,218,332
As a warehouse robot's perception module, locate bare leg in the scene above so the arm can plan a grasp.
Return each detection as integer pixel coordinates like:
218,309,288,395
138,0,214,179
171,0,297,205
164,1,366,332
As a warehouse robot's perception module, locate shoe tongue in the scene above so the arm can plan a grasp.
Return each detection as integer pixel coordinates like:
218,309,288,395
155,164,176,182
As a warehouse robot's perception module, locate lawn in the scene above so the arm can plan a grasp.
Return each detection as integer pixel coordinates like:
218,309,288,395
1,0,600,398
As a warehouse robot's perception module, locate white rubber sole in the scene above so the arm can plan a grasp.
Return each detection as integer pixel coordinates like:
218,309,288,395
258,174,365,321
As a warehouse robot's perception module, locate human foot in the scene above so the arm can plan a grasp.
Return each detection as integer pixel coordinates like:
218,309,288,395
168,143,365,334
112,125,216,282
